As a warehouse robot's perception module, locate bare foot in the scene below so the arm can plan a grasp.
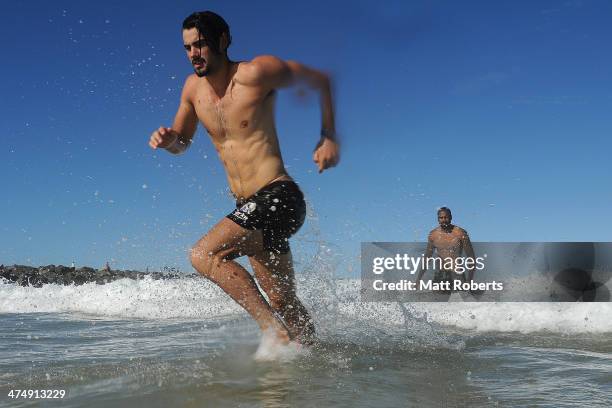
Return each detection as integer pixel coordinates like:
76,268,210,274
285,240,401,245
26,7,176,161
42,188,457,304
273,326,291,344
254,329,304,362
263,319,292,345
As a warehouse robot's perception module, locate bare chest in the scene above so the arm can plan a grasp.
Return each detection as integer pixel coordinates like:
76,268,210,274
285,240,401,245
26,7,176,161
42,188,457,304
193,82,270,141
433,233,463,254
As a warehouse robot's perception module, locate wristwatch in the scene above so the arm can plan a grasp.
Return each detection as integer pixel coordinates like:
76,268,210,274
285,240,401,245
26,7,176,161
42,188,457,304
320,128,336,140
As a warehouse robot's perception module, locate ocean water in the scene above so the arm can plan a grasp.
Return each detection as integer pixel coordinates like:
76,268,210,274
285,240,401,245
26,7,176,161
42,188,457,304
1,275,611,408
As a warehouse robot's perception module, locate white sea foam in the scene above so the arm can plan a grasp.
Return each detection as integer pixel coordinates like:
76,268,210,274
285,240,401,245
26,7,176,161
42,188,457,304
333,279,612,335
0,276,243,320
1,277,611,334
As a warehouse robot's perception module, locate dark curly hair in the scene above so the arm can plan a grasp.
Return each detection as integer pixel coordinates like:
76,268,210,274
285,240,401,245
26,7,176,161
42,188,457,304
182,11,232,55
438,207,452,218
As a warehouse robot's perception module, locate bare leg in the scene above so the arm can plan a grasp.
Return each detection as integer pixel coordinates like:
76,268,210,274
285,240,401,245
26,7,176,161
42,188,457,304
190,218,290,343
249,250,316,344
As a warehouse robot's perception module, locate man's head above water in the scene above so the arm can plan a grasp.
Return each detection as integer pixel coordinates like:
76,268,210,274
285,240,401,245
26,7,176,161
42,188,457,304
437,207,452,229
182,11,232,77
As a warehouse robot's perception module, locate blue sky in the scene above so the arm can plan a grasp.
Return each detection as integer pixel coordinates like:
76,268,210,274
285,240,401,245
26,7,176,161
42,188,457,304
2,0,611,275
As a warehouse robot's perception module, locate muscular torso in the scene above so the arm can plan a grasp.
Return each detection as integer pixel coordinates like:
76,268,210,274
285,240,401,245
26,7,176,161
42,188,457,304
189,62,288,199
429,226,467,260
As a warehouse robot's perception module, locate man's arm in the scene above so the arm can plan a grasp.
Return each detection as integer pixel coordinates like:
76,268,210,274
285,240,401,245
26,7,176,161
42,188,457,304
461,230,477,281
149,76,198,154
243,55,340,172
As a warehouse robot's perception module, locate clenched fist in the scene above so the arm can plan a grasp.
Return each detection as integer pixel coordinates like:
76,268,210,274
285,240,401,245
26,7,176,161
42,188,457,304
149,126,179,149
313,137,340,173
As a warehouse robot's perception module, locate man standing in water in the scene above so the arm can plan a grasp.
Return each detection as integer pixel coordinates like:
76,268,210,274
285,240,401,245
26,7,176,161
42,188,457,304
148,11,339,344
416,207,477,289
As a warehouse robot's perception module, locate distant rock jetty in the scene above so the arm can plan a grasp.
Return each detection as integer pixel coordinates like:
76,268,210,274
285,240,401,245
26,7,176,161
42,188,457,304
0,265,193,287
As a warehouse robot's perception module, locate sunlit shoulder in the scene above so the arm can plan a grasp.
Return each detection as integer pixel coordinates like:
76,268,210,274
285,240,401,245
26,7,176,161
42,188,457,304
236,55,291,88
182,74,200,100
455,227,468,237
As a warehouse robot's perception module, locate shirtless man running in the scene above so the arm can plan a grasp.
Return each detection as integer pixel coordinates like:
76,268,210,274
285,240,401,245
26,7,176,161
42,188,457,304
148,11,339,344
416,207,476,288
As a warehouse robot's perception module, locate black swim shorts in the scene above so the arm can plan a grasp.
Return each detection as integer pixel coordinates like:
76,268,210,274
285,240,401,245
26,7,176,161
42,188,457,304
227,180,306,254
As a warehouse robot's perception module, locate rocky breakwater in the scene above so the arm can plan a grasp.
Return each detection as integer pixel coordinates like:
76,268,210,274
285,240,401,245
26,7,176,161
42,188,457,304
0,265,189,287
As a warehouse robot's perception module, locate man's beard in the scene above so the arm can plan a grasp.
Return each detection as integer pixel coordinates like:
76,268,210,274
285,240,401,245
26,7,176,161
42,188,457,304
193,66,209,77
192,59,209,77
